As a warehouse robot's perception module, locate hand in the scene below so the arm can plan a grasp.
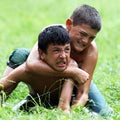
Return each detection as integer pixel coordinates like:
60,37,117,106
71,93,88,109
58,98,70,114
72,68,89,84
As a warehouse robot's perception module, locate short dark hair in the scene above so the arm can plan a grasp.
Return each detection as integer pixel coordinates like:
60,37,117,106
38,26,70,53
70,4,101,31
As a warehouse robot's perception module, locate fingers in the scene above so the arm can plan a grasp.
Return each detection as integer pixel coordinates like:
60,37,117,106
80,73,89,84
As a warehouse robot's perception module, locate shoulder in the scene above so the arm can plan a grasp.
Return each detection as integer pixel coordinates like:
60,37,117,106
81,41,98,73
83,41,98,62
87,41,98,56
89,41,97,51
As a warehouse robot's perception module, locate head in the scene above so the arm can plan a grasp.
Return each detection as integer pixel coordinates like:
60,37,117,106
66,4,102,52
70,4,101,31
38,26,71,72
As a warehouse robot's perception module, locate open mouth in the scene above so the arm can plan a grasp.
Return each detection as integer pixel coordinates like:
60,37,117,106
77,40,81,44
57,61,66,67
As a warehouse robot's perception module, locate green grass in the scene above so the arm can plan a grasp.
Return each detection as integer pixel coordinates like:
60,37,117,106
0,0,120,119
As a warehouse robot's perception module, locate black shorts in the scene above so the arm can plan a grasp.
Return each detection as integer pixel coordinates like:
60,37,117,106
13,93,60,112
13,88,77,112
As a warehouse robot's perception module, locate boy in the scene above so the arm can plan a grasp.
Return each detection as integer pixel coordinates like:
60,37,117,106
0,26,88,111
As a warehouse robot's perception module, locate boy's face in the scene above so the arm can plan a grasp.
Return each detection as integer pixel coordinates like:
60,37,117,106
40,43,71,72
66,21,98,52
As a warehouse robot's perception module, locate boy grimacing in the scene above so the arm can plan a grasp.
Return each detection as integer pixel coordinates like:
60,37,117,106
0,26,88,112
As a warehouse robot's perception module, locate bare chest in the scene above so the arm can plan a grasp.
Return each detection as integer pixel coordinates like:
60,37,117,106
70,52,84,63
25,75,64,94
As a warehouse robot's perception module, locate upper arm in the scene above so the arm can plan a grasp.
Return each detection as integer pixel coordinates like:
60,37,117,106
81,41,98,79
80,42,98,93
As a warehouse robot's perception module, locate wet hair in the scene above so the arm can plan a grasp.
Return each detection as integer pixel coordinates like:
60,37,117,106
38,25,70,53
70,4,101,31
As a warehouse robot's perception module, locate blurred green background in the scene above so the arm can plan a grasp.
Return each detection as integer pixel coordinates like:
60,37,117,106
0,0,120,119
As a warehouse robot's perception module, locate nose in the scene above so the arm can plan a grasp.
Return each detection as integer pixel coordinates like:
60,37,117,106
59,51,66,59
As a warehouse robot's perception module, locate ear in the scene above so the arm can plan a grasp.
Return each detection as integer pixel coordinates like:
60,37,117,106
66,18,73,31
38,48,45,60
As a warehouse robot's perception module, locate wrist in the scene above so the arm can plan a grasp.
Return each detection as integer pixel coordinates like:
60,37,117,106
63,66,76,78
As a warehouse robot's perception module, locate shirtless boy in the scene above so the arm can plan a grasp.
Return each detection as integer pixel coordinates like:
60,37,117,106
1,26,89,111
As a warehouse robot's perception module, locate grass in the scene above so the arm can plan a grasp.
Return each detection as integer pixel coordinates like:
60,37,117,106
0,0,120,119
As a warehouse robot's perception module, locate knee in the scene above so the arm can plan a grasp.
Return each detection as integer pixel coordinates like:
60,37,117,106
99,105,113,117
7,48,30,68
86,99,113,117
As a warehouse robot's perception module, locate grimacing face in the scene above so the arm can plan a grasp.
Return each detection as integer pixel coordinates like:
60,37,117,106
67,24,98,52
41,43,71,72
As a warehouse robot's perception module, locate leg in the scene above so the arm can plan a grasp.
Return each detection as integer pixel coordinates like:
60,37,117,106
2,66,14,77
3,48,30,77
58,79,74,113
86,81,112,117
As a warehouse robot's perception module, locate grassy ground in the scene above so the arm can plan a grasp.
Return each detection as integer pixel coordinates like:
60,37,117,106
0,0,120,119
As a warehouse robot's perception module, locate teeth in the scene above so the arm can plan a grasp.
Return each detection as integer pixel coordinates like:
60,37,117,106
59,62,65,64
60,62,64,64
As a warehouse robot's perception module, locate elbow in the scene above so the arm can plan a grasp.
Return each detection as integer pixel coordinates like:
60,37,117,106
25,61,34,73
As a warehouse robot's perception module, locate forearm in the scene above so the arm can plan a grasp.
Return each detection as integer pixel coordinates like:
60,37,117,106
26,60,89,85
0,66,22,97
58,79,74,112
0,84,17,104
0,77,17,96
26,59,78,78
72,79,91,108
